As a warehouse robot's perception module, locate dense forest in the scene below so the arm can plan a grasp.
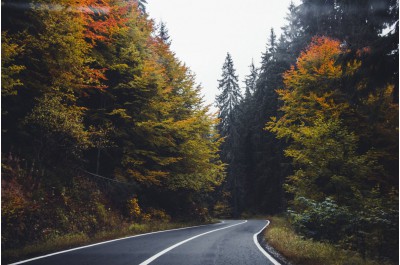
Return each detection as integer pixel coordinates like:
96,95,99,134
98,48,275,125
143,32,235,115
216,0,398,262
1,0,399,263
2,0,224,255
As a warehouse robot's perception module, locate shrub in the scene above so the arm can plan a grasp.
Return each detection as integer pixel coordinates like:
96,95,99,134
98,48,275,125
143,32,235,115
289,195,399,262
146,208,171,222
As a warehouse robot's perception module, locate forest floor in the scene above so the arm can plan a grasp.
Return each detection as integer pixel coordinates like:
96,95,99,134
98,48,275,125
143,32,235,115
263,216,394,265
2,219,218,264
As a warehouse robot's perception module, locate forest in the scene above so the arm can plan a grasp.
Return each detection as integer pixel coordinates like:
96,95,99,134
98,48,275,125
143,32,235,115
2,0,224,259
216,0,398,262
1,0,399,264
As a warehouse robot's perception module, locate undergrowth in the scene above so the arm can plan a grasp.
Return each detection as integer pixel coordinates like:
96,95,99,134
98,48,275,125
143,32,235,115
264,216,394,265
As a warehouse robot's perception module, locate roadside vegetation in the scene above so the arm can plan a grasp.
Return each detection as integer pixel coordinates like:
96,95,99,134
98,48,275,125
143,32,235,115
264,216,394,265
2,0,398,264
2,0,223,263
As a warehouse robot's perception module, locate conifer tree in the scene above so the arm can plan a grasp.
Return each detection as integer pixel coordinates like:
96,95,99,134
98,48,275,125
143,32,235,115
215,53,243,216
136,0,147,13
243,60,258,100
241,27,288,213
216,53,242,135
157,21,171,46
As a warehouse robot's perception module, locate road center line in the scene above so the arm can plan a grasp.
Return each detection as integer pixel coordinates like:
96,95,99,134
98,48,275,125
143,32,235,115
139,220,248,265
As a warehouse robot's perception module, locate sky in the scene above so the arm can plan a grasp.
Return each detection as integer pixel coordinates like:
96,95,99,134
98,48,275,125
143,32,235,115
146,0,301,108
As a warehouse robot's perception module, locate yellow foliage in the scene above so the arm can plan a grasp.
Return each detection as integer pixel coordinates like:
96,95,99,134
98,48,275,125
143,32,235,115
127,197,141,220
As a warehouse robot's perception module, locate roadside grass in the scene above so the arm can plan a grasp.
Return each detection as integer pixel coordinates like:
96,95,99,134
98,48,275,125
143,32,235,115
264,216,394,265
2,220,217,264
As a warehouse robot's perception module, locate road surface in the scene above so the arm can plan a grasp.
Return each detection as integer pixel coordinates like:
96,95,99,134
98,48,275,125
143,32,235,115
11,220,279,265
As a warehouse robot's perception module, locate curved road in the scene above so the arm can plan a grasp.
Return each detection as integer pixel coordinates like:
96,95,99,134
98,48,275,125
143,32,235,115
11,220,279,265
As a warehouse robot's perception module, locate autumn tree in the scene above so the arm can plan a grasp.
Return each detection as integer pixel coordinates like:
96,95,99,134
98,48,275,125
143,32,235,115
1,0,225,253
267,36,398,259
79,1,224,215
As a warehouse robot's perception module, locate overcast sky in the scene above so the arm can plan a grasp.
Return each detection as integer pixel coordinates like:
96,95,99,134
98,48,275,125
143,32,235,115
146,0,301,108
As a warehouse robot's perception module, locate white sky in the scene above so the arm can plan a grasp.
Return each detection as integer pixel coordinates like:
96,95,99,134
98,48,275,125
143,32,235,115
146,0,301,108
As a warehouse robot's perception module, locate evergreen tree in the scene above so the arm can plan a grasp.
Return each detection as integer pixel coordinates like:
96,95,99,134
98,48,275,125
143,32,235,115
215,53,242,135
135,0,147,13
242,28,288,214
281,1,306,60
157,21,171,46
260,28,277,71
243,60,258,100
215,53,243,216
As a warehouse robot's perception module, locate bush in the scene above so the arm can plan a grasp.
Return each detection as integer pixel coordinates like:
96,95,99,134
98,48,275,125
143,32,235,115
146,208,171,222
265,216,392,265
289,197,353,242
289,196,399,262
1,155,125,250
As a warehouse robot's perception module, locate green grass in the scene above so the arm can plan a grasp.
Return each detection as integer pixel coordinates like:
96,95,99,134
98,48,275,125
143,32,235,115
2,220,216,264
264,216,394,265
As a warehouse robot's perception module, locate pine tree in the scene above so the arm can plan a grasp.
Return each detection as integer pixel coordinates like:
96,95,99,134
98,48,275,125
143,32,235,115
136,0,147,13
215,52,243,216
216,53,242,136
243,60,258,100
158,21,171,46
242,27,288,214
281,1,306,59
261,28,277,69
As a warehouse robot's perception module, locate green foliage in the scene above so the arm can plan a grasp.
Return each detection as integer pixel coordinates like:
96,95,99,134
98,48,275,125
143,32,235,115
215,53,244,216
2,0,224,254
289,197,353,242
267,36,398,261
1,31,25,97
25,94,90,150
265,216,393,265
289,192,399,261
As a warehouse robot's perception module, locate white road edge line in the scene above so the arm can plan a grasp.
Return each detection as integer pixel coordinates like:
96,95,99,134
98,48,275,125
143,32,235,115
253,220,281,265
9,222,223,265
139,220,248,265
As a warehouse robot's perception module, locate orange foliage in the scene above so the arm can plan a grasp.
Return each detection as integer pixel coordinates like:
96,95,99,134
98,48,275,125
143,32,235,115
356,46,372,57
283,37,343,91
75,0,131,44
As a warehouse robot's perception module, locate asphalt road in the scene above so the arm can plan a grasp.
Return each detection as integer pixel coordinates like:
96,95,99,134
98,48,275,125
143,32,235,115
11,220,279,265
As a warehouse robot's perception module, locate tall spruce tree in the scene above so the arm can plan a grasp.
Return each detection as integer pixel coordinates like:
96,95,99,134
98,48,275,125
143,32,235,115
242,28,288,213
157,21,171,46
216,53,242,135
215,53,243,216
243,60,258,100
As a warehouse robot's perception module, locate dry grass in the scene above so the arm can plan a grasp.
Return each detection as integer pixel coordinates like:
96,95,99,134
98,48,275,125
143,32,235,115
264,216,393,265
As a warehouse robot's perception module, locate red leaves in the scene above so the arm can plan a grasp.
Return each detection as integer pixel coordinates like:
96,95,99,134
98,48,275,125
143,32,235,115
74,0,131,45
